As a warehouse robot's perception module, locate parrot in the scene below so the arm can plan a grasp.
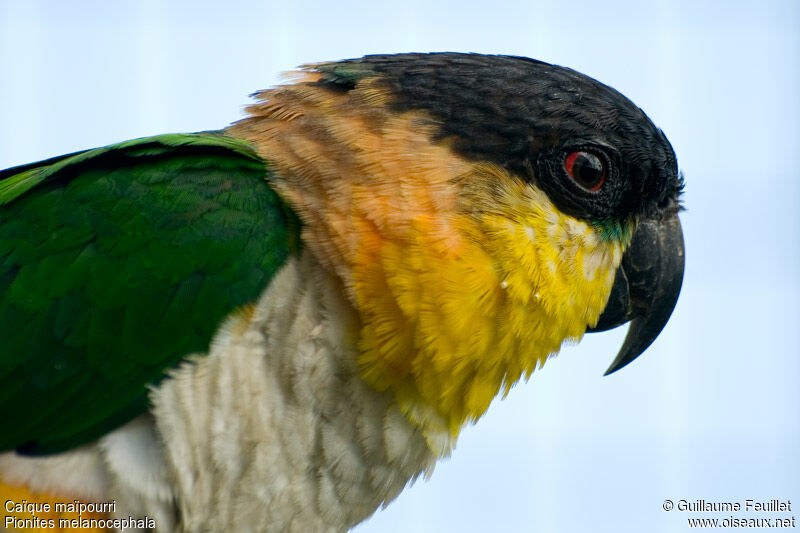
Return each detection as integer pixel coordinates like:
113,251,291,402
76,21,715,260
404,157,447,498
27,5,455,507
0,53,684,532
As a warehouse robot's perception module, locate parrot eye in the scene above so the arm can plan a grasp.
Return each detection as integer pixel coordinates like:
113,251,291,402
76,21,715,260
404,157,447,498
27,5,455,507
564,150,606,191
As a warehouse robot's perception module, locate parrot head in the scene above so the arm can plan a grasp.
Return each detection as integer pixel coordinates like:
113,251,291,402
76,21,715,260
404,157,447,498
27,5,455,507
230,52,684,444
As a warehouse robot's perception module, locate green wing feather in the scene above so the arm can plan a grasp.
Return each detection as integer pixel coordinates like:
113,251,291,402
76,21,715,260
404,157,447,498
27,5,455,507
0,133,300,454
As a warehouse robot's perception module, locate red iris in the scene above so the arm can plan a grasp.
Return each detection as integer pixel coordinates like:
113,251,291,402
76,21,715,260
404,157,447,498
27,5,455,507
564,151,606,191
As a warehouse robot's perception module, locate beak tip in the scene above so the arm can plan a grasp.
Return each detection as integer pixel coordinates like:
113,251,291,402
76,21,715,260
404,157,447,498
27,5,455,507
603,351,640,376
602,348,640,376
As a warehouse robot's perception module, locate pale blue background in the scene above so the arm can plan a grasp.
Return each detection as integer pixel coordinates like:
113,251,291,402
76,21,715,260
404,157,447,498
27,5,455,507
1,1,798,531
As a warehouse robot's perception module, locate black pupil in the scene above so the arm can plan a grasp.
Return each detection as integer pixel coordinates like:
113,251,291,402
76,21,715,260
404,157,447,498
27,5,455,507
573,152,604,188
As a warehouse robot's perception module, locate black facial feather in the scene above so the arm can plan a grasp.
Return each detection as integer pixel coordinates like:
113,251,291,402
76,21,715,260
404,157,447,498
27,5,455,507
315,52,682,224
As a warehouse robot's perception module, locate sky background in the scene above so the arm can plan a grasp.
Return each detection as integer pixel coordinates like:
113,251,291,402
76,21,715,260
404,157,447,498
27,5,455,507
1,0,798,531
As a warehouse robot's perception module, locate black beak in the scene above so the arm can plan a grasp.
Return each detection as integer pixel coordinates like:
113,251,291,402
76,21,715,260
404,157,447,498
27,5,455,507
587,214,685,375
